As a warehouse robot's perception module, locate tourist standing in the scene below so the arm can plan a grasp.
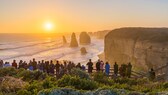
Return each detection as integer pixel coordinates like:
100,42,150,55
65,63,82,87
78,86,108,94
105,62,110,75
127,62,132,78
32,58,37,70
96,60,101,72
0,60,3,68
86,59,93,73
148,68,155,81
55,61,60,75
114,62,118,76
12,60,17,69
100,60,104,72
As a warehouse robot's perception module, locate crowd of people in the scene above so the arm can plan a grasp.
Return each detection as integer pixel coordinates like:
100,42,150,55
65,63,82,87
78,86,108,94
0,58,155,80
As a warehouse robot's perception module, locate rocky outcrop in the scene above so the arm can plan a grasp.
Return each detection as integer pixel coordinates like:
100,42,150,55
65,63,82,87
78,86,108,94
93,30,110,39
105,28,168,70
79,32,91,44
70,33,78,47
80,47,87,54
62,36,67,44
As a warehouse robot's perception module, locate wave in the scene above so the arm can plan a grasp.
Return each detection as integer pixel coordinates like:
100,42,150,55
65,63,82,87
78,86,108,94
3,44,64,60
0,40,61,51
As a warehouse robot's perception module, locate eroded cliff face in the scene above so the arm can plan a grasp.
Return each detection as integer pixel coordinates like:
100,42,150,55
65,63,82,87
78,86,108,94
105,28,168,70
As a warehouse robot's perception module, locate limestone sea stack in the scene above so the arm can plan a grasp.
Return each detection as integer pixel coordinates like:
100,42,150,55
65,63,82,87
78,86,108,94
105,28,168,70
79,32,91,44
70,33,78,47
80,47,87,54
62,36,67,44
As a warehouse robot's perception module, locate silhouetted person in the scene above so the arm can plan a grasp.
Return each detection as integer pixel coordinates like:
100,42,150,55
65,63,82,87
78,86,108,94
86,59,93,73
100,61,104,72
12,60,17,69
0,60,3,68
49,60,55,75
55,61,60,75
105,62,110,75
4,62,11,67
121,64,127,77
127,62,132,78
149,68,155,81
32,58,37,70
96,59,101,72
114,62,118,76
81,65,86,71
76,63,82,69
18,60,23,69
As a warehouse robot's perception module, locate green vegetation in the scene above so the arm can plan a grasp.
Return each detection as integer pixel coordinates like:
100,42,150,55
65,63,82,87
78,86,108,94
0,67,168,95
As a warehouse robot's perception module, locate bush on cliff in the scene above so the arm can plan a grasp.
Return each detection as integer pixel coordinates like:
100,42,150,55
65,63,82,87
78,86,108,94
0,67,18,77
57,75,98,90
93,72,113,85
70,68,90,79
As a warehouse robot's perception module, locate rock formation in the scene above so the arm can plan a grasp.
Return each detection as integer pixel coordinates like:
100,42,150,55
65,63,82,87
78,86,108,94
93,30,110,39
80,47,87,54
70,33,78,47
62,36,67,44
79,32,91,44
105,28,168,70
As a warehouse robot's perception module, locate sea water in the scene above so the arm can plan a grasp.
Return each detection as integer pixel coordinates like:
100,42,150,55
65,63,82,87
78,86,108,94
0,33,104,65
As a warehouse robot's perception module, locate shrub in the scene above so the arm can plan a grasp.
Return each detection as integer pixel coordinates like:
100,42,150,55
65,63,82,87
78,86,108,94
70,68,90,79
24,81,43,95
57,75,98,90
93,72,114,85
163,82,168,89
17,90,31,95
17,70,47,81
0,67,18,77
0,76,27,93
42,77,56,89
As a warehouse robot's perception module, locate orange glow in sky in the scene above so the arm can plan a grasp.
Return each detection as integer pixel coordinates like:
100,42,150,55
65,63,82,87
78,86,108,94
0,0,168,33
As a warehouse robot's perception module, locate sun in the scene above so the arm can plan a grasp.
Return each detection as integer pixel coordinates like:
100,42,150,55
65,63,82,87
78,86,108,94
44,22,54,31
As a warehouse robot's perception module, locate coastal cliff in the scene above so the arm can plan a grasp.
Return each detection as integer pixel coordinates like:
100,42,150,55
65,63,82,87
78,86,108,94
105,28,168,70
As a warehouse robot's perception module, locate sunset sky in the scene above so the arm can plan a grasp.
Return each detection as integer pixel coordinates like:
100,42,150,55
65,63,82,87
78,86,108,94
0,0,168,33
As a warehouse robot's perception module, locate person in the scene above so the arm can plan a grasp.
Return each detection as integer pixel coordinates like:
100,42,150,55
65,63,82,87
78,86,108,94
0,60,4,68
127,62,132,78
67,61,72,73
100,60,104,72
29,65,33,71
46,61,50,74
32,58,37,70
149,68,155,81
12,60,17,69
18,60,23,69
86,59,93,73
96,60,101,72
105,62,110,75
76,63,82,69
23,61,28,70
41,60,45,72
81,65,86,71
4,62,11,67
55,61,60,75
49,60,55,75
119,65,123,77
122,64,127,77
114,62,118,76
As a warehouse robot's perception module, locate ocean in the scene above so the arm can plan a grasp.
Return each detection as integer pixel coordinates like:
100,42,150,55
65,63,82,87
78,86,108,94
0,33,104,65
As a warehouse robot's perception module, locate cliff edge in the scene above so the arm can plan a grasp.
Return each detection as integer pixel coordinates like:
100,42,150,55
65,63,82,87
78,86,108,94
105,28,168,70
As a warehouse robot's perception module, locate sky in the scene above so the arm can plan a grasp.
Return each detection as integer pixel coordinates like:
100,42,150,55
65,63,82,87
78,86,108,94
0,0,168,33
